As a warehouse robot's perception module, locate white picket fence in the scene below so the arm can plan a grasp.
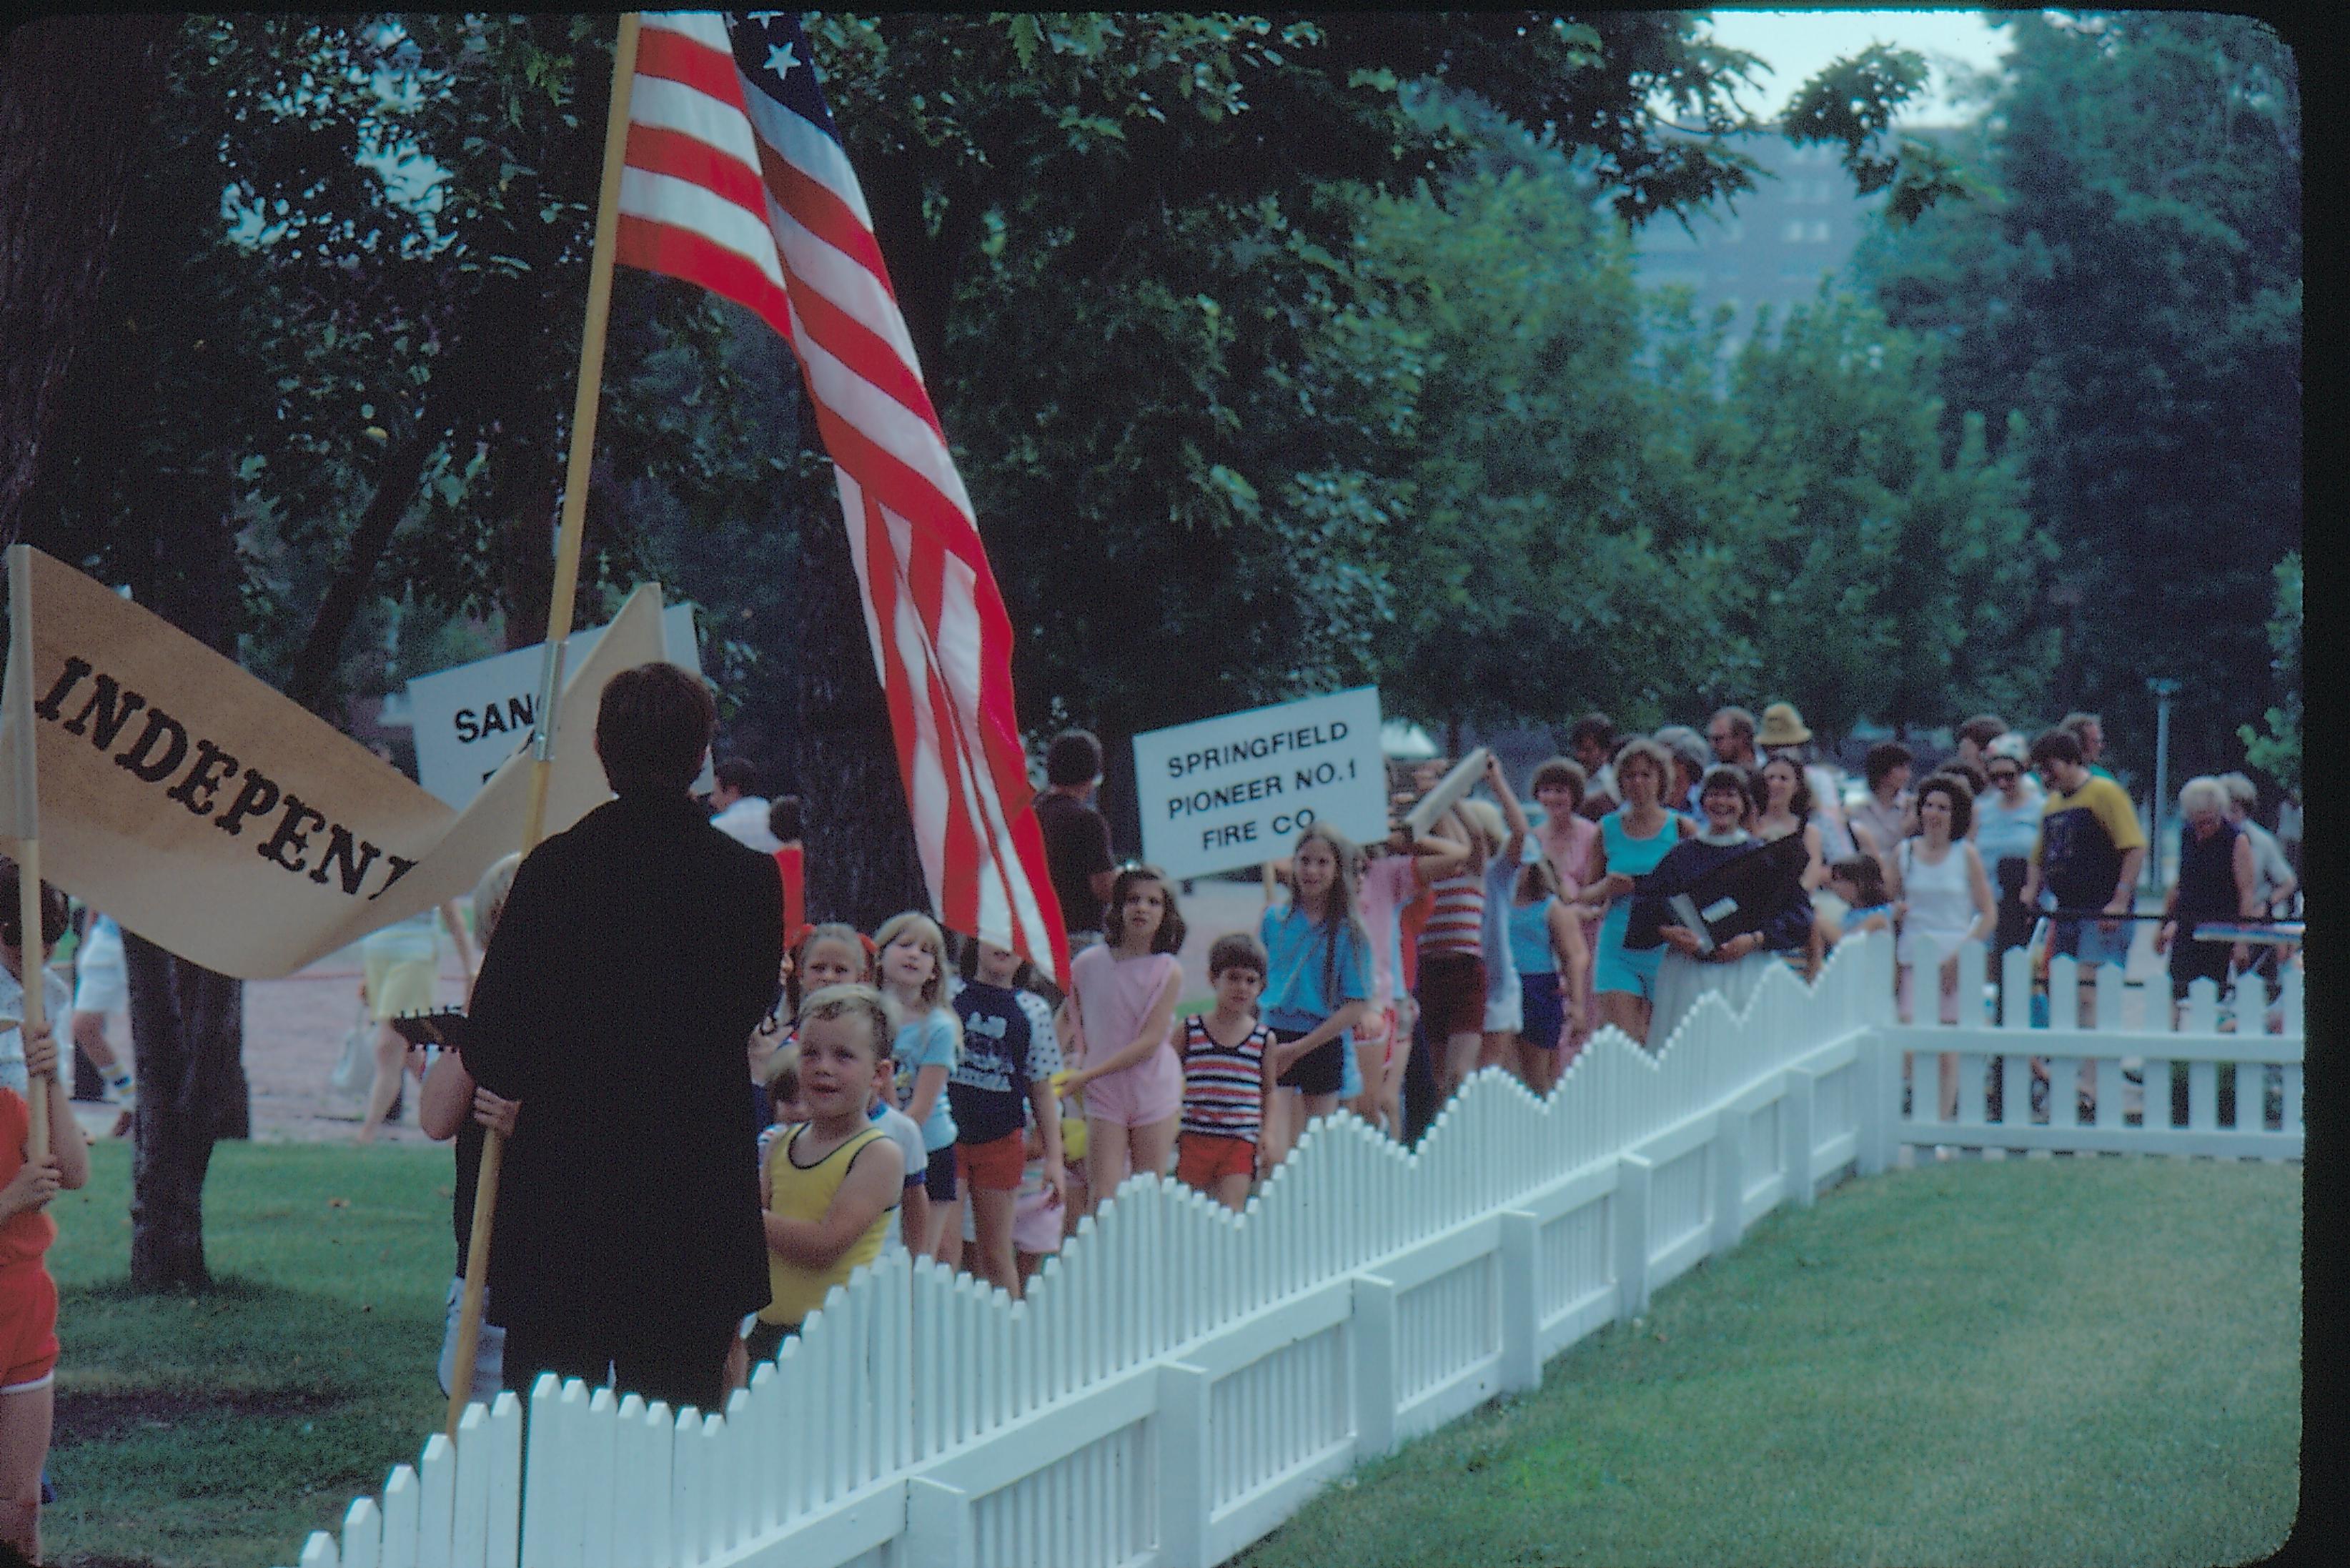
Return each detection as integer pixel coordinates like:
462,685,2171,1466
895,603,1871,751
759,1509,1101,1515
283,931,2302,1568
1883,940,2306,1161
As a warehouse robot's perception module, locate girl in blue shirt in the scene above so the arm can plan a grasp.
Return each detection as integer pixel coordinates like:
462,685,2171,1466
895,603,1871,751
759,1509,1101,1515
1258,824,1372,1168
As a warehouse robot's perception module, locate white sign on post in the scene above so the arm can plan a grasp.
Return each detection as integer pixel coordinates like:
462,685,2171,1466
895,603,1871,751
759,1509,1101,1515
405,603,706,810
1134,686,1389,881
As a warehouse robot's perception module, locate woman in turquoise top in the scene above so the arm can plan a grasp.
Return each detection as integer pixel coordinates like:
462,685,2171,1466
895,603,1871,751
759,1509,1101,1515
1582,738,1693,1047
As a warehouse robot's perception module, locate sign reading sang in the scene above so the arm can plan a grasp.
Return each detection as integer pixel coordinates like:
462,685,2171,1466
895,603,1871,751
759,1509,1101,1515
406,605,703,810
1132,687,1388,880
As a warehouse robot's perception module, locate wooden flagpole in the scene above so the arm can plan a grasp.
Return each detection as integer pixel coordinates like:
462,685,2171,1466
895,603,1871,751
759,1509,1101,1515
445,11,643,1439
6,547,49,1163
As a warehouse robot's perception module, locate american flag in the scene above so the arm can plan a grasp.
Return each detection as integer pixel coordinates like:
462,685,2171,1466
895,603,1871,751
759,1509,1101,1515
616,11,1069,981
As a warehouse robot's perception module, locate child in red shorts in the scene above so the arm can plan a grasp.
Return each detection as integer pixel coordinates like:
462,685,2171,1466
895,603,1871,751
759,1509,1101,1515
947,939,1064,1301
1175,936,1275,1211
1,864,90,1564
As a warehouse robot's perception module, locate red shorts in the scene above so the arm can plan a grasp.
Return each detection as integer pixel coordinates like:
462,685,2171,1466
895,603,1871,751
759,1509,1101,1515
0,1262,59,1392
956,1131,1026,1194
1176,1133,1256,1189
1417,951,1487,1038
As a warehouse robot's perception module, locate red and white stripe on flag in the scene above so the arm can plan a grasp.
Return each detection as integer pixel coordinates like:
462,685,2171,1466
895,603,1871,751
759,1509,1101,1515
615,11,1069,981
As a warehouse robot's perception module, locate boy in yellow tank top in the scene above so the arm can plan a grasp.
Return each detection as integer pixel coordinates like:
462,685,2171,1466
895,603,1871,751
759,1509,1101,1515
746,985,906,1365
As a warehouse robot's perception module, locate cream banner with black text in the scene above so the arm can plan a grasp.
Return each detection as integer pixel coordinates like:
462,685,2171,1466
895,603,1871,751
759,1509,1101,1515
0,547,669,978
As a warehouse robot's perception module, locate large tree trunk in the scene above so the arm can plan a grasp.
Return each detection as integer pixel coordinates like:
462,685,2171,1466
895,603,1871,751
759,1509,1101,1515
122,931,246,1291
791,506,928,931
0,16,173,540
121,472,252,1288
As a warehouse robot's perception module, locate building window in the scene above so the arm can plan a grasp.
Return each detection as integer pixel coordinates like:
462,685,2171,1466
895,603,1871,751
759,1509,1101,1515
1782,219,1807,243
1809,220,1830,243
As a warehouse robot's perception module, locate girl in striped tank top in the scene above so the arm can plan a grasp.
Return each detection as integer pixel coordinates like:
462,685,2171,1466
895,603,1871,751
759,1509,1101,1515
1414,800,1487,1101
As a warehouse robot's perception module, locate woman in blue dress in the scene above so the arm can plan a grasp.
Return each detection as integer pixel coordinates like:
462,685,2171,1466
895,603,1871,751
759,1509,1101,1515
1579,738,1692,1048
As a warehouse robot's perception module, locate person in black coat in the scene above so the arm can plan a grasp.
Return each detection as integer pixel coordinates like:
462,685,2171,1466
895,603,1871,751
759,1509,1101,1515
465,662,782,1412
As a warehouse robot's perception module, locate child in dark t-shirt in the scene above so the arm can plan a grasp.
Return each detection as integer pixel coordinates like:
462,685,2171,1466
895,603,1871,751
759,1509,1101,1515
948,939,1064,1300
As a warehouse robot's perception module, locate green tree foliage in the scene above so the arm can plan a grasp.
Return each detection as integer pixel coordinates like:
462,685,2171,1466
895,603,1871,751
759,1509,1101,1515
800,12,1949,758
20,16,767,709
2237,552,2299,793
1857,11,2299,778
1355,142,1732,738
1704,288,2055,740
1355,142,2050,748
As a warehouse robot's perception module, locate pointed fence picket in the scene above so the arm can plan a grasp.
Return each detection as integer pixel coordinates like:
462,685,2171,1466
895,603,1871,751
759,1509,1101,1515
1884,938,2303,1158
277,932,2299,1568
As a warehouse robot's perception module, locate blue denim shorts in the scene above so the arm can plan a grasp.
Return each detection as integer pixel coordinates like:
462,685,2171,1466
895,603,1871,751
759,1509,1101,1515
2048,914,2131,969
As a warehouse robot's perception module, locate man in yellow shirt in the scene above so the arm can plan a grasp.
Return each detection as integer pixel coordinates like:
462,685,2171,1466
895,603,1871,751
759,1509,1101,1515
2021,728,2146,1029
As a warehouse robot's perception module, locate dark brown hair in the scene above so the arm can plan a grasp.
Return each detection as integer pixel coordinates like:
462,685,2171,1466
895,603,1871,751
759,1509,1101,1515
1046,730,1103,787
1529,756,1587,808
1206,931,1268,979
1955,715,2008,750
1913,774,1974,840
1750,754,1813,822
1864,741,1915,791
1828,853,1890,909
1106,864,1185,955
595,663,717,797
2030,728,2083,769
0,860,68,951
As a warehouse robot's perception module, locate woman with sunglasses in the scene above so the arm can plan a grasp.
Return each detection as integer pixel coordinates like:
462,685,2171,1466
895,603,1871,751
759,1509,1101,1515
1975,736,2045,965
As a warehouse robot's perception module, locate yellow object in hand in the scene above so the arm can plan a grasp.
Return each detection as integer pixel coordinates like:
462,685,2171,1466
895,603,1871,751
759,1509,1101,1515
1051,1070,1087,1161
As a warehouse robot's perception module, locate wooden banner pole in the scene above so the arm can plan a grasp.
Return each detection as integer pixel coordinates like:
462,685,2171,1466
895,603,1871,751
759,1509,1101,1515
445,11,643,1439
6,547,49,1163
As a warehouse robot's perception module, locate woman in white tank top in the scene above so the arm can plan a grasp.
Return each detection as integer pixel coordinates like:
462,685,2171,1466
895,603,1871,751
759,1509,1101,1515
1889,775,1998,1120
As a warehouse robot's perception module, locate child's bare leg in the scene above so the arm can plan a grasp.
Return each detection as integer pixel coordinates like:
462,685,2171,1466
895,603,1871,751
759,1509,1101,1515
934,1189,966,1271
71,1008,123,1075
1439,1031,1481,1098
899,1184,931,1256
1084,1118,1131,1216
723,1334,748,1396
970,1187,1018,1299
1377,1036,1409,1138
1297,1092,1339,1143
1211,1172,1250,1211
356,1020,407,1142
1127,1116,1179,1183
1258,1090,1296,1169
1477,1030,1514,1072
1596,991,1648,1047
1349,1043,1384,1126
923,1185,959,1261
1517,1038,1556,1096
0,1384,54,1564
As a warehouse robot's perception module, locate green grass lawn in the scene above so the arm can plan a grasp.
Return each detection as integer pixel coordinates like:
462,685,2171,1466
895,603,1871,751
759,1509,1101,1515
40,1146,2301,1567
46,1143,455,1568
1237,1156,2301,1568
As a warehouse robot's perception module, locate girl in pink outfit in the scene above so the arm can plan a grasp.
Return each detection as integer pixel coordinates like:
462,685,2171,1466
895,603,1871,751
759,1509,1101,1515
1059,865,1186,1213
1530,758,1603,1033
